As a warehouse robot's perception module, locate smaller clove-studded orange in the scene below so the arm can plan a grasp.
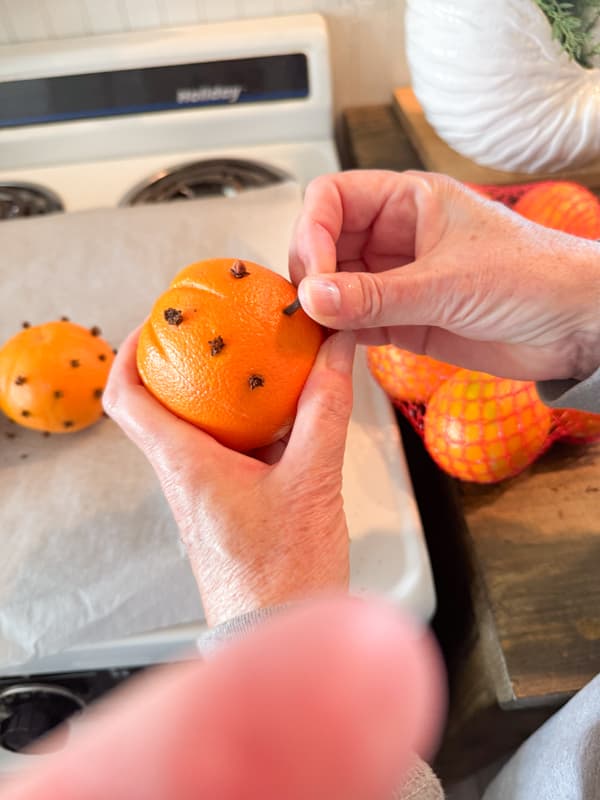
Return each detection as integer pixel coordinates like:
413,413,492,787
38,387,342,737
136,258,324,452
0,320,115,433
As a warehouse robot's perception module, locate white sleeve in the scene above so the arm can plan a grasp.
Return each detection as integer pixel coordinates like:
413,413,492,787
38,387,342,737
483,673,600,799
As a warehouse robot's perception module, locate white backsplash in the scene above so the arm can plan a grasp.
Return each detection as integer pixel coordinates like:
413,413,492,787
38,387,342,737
0,0,409,113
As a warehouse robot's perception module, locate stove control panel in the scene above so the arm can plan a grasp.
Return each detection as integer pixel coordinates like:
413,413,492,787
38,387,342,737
0,14,333,170
0,53,309,129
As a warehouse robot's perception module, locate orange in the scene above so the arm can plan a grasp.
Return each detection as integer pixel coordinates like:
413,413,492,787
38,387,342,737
513,181,600,239
137,258,324,451
0,320,115,433
552,408,600,443
424,369,552,483
367,345,458,405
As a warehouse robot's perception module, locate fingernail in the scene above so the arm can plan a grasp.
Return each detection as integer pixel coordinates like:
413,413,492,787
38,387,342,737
326,330,356,373
299,277,341,317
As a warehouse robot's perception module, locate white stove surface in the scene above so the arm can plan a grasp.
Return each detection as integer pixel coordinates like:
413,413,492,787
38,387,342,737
0,349,434,676
0,13,335,196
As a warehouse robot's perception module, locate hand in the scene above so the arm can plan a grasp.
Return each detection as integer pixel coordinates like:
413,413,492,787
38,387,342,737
103,328,356,626
0,596,444,800
290,170,600,382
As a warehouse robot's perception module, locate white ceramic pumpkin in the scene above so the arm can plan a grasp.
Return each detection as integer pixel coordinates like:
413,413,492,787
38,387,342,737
405,0,600,173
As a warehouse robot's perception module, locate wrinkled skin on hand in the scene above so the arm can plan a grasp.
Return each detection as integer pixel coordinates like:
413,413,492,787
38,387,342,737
103,328,356,625
291,170,600,382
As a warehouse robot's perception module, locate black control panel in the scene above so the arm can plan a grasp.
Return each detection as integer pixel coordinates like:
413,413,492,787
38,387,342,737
0,53,309,128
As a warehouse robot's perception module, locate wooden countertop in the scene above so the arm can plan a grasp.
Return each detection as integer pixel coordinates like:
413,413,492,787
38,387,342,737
341,104,600,780
459,446,600,706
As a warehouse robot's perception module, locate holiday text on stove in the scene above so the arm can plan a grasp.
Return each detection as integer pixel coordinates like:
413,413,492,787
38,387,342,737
176,85,244,105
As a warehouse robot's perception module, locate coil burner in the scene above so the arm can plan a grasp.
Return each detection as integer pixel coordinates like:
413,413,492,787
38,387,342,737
0,184,63,220
122,159,290,205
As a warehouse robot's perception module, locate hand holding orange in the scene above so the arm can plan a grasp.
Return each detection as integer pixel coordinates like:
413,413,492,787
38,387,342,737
136,258,324,451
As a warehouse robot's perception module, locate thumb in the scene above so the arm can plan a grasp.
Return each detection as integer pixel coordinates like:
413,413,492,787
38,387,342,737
1,596,444,800
282,330,356,474
298,267,436,330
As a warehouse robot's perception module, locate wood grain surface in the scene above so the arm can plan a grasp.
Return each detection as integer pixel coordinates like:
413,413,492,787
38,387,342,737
393,87,600,188
459,440,600,707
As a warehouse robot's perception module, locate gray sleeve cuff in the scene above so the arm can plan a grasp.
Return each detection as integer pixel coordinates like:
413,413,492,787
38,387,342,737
196,605,288,657
196,606,445,799
536,365,600,414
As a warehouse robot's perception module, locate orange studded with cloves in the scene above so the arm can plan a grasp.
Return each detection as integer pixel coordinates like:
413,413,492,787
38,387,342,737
136,258,324,451
0,320,115,433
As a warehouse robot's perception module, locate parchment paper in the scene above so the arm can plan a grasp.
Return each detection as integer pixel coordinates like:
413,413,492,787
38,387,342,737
0,182,303,669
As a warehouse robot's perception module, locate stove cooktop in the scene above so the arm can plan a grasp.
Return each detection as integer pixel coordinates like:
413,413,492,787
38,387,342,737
0,183,63,220
0,669,139,770
0,158,292,221
123,158,290,205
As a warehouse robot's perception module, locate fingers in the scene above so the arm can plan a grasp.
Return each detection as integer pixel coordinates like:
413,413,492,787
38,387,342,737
288,176,341,281
103,327,227,478
298,263,446,330
282,331,356,475
3,596,444,800
289,170,436,285
404,327,571,382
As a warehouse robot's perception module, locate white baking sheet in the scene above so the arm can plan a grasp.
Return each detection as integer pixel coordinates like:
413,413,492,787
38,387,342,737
0,182,434,672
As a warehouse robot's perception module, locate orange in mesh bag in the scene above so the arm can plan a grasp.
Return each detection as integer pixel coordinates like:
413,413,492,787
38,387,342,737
366,179,600,484
367,348,600,483
366,345,457,404
551,408,600,444
423,370,552,484
512,181,600,239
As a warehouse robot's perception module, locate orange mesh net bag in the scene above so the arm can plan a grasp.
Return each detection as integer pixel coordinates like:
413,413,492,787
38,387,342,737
367,180,600,484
